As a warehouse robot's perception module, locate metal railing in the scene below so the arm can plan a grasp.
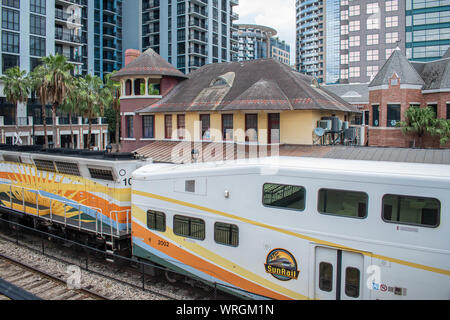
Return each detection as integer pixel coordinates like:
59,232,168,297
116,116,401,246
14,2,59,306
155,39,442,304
1,182,130,238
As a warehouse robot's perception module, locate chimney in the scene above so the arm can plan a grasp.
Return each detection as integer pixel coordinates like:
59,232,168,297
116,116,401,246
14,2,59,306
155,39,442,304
125,49,141,66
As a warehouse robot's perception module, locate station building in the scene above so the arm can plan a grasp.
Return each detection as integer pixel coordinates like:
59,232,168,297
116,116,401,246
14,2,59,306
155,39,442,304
368,48,450,148
113,48,360,153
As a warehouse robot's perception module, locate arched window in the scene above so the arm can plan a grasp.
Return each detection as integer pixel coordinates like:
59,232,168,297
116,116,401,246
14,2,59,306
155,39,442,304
125,79,132,96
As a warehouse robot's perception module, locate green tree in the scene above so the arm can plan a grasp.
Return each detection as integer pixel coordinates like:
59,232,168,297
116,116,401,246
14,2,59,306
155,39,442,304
397,106,449,148
78,75,110,149
40,54,74,148
30,65,51,147
104,72,121,150
60,77,84,148
0,67,31,132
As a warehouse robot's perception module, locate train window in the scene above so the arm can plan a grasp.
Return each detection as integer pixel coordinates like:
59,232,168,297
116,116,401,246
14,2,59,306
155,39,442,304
382,194,440,227
319,262,333,292
262,183,306,211
34,159,56,173
55,161,81,176
173,215,205,240
214,222,239,247
88,167,114,181
345,267,360,298
147,210,166,232
185,180,195,193
318,189,368,218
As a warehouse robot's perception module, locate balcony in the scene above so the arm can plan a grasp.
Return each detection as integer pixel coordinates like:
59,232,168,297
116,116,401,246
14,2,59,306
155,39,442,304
55,31,82,44
189,6,207,18
230,0,239,6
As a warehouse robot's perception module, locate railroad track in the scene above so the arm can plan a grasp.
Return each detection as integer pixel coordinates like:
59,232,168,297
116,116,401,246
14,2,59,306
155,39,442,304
0,253,109,300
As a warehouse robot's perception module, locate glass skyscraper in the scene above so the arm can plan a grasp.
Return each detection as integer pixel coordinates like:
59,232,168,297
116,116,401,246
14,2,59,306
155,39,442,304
406,0,450,61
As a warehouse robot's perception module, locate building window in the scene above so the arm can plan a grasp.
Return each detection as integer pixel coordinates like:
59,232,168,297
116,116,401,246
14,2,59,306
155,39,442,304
125,115,134,138
1,31,19,53
372,105,379,126
366,50,379,61
214,222,239,247
341,54,349,64
385,0,398,12
382,194,440,228
349,67,360,78
386,32,399,44
349,51,360,62
177,114,186,139
263,183,306,211
30,36,46,57
367,3,379,15
349,5,360,16
446,104,450,119
173,215,205,240
2,54,19,72
386,16,398,28
30,0,46,14
386,48,395,59
367,17,380,30
341,10,348,20
349,36,360,47
349,20,360,32
387,104,400,127
367,65,379,78
367,34,379,45
147,210,166,232
245,114,258,142
2,0,20,9
341,69,349,79
143,115,155,138
222,114,233,141
2,8,19,31
200,114,210,140
318,189,368,218
428,104,438,118
165,115,172,139
30,14,46,36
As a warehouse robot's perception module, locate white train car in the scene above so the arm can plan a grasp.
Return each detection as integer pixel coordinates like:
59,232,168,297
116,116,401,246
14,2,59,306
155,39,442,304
131,157,450,300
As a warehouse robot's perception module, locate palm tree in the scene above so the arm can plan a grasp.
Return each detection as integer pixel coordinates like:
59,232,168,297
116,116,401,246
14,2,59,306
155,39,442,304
397,106,446,148
104,72,121,151
0,67,31,135
78,75,110,149
30,65,51,147
61,77,84,148
40,54,74,148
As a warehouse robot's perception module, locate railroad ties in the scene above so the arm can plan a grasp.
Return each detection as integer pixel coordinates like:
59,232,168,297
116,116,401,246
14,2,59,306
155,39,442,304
0,254,108,300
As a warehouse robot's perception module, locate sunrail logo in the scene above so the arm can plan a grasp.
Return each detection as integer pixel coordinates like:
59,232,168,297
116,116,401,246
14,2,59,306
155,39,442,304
265,249,299,281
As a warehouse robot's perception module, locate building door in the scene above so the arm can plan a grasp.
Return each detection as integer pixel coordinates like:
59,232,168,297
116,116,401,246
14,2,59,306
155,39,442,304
268,113,280,144
245,114,258,142
314,246,364,300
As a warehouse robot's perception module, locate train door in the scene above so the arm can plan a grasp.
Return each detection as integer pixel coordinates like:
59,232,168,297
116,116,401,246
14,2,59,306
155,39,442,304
314,246,364,300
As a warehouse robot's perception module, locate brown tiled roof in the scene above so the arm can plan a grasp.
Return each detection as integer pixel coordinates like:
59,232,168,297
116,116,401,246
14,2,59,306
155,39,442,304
134,141,450,165
137,59,359,114
111,49,188,80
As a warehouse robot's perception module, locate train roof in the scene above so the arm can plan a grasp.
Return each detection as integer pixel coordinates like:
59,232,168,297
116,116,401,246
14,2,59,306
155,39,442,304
132,156,450,181
0,145,138,161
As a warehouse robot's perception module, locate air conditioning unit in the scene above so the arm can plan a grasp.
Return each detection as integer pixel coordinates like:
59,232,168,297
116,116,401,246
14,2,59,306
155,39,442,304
317,120,332,131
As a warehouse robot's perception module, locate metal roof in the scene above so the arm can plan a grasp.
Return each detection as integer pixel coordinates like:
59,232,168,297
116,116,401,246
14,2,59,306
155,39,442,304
134,142,450,165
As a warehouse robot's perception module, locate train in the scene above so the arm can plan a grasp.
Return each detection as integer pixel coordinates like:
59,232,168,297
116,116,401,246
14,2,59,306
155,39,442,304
0,144,449,300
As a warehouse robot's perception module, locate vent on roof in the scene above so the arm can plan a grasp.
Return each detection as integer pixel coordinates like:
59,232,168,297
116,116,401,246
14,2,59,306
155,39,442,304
2,154,21,163
55,161,81,176
34,159,56,172
88,167,114,181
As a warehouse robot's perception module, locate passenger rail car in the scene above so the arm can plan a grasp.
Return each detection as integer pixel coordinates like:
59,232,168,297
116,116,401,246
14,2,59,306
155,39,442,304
131,157,450,300
0,145,152,250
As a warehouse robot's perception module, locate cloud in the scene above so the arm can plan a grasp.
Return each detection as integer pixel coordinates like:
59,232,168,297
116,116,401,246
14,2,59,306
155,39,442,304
235,0,296,64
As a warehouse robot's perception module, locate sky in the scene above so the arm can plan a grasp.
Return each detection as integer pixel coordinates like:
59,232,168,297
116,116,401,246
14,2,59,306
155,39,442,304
235,0,296,65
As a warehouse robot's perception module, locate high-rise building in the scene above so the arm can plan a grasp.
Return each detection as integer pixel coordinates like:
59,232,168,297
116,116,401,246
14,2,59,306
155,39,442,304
406,0,450,61
125,0,239,74
295,0,325,82
296,0,406,84
84,0,123,77
233,24,290,65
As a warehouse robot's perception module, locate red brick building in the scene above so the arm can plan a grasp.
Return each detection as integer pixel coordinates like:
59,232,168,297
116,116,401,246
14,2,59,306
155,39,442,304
368,48,450,148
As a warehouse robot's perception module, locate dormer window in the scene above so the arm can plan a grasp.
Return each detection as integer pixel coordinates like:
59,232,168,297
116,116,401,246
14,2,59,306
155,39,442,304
212,78,228,87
